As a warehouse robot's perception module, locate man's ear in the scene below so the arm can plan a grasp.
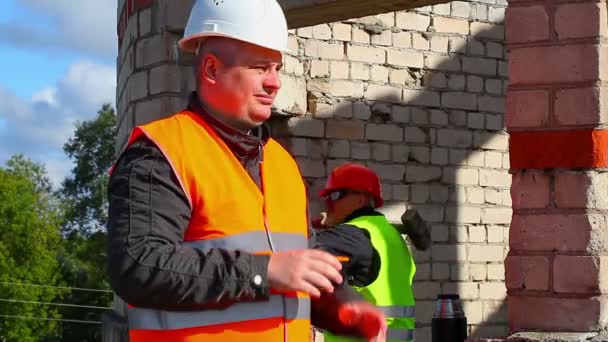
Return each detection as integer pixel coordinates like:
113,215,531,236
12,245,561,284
200,54,220,84
356,193,370,207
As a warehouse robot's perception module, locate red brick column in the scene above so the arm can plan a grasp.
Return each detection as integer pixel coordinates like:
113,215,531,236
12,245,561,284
505,0,608,333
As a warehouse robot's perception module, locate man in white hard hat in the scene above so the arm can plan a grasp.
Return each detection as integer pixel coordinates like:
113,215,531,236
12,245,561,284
106,1,387,342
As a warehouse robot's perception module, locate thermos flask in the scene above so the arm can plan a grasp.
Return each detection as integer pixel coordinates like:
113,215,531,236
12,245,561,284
432,294,467,342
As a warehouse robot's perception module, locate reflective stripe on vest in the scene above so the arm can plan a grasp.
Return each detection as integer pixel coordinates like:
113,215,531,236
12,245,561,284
378,305,415,318
183,231,308,252
127,231,309,331
127,295,310,330
387,328,414,341
324,327,414,342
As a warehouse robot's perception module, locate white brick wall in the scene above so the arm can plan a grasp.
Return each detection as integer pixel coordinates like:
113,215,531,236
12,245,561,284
280,6,509,338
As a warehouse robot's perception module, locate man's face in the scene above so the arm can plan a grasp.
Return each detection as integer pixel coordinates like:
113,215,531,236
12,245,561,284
323,190,368,226
201,40,283,131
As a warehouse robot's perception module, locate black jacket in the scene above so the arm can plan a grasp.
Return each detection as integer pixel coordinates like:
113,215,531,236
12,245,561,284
107,93,374,332
310,207,381,287
107,93,273,310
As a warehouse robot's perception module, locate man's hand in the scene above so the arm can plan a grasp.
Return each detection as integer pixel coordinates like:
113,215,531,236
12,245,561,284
338,301,387,342
267,249,343,298
312,211,341,228
311,212,328,229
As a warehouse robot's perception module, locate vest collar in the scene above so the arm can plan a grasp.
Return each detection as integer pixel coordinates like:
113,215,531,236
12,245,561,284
344,206,383,223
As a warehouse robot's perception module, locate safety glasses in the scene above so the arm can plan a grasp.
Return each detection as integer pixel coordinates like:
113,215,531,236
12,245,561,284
324,189,348,202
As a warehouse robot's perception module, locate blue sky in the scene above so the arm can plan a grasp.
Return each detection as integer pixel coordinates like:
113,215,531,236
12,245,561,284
0,0,117,187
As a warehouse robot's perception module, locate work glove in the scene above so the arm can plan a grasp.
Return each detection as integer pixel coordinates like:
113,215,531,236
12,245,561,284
313,285,386,341
338,301,387,342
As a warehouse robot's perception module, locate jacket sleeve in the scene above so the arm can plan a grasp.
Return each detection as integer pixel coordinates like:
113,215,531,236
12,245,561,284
310,225,381,287
107,139,271,310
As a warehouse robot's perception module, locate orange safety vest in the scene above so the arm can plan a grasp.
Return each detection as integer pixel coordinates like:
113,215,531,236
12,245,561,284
120,110,311,342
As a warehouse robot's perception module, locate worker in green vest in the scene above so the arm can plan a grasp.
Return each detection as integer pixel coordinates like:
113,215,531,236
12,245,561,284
315,163,422,342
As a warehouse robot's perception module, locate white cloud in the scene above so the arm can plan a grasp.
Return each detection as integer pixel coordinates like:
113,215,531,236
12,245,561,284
31,88,58,107
55,61,118,118
45,154,75,189
0,0,118,60
0,60,116,188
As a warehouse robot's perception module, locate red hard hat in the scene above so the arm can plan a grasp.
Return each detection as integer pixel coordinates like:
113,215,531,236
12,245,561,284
320,163,384,208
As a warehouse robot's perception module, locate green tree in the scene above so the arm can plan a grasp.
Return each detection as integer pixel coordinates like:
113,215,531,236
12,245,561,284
6,154,52,194
59,104,117,235
54,103,118,341
55,231,112,342
0,157,64,342
0,103,119,341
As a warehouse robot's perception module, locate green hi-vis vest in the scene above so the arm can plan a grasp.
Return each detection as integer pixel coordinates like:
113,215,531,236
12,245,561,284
324,214,416,342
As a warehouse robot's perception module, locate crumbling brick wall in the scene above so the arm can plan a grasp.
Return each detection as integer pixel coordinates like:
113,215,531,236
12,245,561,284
271,3,510,339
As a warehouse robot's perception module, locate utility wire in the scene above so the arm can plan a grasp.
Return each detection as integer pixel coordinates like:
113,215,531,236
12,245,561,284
0,314,101,325
0,298,112,310
0,281,113,293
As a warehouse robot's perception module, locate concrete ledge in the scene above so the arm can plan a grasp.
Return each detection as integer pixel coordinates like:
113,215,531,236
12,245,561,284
506,332,600,342
464,332,608,342
279,0,451,28
591,334,608,342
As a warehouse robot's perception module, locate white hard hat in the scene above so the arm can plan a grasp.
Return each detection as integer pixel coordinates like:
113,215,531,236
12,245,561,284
178,0,289,54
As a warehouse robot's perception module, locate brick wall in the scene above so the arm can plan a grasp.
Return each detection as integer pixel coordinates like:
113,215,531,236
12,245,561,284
504,0,608,334
273,2,511,339
114,0,511,339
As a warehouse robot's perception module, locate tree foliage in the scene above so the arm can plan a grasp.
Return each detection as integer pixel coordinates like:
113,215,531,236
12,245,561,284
6,154,52,194
55,103,117,340
0,158,64,342
55,231,111,342
59,104,117,235
0,103,118,341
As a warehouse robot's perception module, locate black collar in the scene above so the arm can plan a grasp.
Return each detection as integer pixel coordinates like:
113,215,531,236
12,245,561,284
187,92,270,161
